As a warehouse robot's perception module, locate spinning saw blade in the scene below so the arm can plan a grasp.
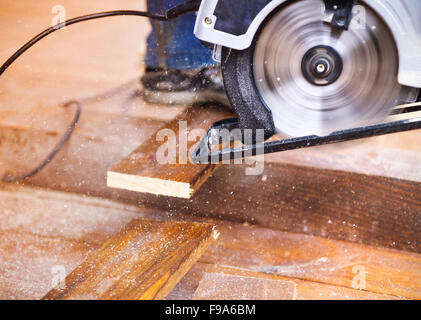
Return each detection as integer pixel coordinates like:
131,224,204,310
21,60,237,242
253,0,405,137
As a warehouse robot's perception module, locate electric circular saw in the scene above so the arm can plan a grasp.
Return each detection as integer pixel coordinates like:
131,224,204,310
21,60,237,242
191,0,421,163
1,0,420,169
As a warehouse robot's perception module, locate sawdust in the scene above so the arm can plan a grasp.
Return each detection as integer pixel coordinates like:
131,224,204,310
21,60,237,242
193,272,296,300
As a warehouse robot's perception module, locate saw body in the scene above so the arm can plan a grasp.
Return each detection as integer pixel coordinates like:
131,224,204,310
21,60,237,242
195,0,421,87
190,0,421,162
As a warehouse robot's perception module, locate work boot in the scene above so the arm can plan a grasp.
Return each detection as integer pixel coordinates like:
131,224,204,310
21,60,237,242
141,66,230,106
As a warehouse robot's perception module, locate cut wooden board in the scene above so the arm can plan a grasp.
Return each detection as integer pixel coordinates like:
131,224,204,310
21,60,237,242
42,218,217,300
1,105,421,252
168,263,402,300
107,105,234,198
1,106,421,253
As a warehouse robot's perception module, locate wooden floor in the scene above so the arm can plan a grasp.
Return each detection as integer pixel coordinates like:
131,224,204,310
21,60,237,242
0,0,420,300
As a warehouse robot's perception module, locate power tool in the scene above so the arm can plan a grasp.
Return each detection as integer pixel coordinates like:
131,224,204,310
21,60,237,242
1,0,421,176
190,0,421,163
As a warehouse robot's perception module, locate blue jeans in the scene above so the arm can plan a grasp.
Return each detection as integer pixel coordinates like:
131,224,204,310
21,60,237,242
145,0,216,70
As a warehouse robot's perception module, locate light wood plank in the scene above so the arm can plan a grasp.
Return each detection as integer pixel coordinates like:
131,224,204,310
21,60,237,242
107,105,234,198
42,219,217,300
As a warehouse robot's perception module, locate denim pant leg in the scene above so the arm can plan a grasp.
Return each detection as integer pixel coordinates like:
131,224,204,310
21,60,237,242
145,0,216,70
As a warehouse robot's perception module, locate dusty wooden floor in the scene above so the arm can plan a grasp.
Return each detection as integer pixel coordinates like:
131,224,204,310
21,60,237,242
0,0,420,300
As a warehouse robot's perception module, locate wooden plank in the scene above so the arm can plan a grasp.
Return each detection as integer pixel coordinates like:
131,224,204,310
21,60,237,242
168,263,402,300
107,105,234,198
42,219,217,300
173,163,421,253
197,222,421,299
0,183,168,300
1,106,421,253
0,96,418,254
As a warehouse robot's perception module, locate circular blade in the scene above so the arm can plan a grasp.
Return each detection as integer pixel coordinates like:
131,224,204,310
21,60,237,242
253,0,403,137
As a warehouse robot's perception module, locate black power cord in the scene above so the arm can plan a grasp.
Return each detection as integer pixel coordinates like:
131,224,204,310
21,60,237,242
0,1,201,182
2,101,82,183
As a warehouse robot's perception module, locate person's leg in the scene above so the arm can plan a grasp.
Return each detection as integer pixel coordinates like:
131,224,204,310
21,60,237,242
145,0,215,70
142,0,228,106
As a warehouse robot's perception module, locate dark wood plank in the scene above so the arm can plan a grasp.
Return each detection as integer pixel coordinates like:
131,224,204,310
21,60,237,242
171,162,421,253
264,107,421,183
42,219,217,300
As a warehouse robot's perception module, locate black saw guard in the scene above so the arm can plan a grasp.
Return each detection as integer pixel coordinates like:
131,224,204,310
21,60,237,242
191,104,421,164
